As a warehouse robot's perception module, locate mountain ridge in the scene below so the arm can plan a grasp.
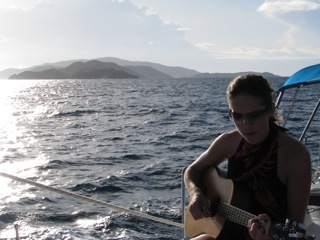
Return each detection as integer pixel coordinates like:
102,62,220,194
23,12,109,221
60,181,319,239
9,60,141,80
1,57,284,79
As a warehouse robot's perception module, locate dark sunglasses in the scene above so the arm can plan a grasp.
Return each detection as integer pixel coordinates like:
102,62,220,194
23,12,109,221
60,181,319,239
229,108,268,125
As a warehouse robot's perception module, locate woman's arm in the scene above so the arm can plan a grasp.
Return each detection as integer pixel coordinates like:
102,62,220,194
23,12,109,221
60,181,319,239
284,136,311,222
184,131,239,220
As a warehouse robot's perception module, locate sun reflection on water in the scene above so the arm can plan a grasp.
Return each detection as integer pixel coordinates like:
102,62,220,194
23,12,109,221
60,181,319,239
0,80,49,201
0,156,50,201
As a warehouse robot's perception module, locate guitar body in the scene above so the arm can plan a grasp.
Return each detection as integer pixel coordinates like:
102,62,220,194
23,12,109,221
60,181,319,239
184,167,311,240
184,166,251,239
184,167,234,238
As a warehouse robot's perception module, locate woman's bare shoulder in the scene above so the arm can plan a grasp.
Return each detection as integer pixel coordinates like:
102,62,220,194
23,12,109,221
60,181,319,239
209,130,242,158
218,129,241,140
211,130,241,148
278,132,309,154
277,132,311,166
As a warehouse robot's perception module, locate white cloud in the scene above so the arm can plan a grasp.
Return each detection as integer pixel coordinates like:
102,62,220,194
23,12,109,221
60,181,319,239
255,0,320,61
209,45,320,60
142,5,156,16
177,27,192,32
258,0,320,14
0,0,41,10
195,43,217,51
0,0,207,71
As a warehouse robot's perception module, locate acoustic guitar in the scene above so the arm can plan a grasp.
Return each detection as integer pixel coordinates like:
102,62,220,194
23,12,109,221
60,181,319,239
184,167,313,239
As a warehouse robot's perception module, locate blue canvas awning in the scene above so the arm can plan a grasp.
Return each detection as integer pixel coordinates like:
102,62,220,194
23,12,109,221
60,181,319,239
275,63,320,140
279,63,320,91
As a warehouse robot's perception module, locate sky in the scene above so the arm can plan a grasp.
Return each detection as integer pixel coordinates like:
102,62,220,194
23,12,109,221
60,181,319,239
0,0,319,76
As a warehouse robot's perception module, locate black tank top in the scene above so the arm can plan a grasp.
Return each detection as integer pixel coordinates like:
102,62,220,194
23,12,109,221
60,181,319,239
218,124,287,240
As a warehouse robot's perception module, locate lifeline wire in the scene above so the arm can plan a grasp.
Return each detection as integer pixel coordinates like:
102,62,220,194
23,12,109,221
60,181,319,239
0,171,184,229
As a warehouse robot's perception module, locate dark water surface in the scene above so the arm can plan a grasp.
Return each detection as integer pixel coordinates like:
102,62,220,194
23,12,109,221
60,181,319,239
0,78,318,239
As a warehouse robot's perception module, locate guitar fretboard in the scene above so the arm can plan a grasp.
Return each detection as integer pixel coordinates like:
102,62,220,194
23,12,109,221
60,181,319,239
215,202,308,239
217,202,257,227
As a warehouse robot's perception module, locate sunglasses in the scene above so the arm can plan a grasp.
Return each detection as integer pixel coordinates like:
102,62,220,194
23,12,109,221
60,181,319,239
229,108,267,125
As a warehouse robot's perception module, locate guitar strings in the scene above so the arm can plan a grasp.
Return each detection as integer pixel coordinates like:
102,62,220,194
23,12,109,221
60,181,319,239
209,200,269,228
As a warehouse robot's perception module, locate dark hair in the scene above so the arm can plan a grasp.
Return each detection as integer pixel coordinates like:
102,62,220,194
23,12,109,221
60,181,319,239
226,74,280,123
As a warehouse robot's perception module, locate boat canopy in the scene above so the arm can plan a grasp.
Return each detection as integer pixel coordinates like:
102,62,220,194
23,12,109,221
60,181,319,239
278,63,320,91
275,63,320,141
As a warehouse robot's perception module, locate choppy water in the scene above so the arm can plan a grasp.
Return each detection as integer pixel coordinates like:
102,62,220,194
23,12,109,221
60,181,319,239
0,78,318,239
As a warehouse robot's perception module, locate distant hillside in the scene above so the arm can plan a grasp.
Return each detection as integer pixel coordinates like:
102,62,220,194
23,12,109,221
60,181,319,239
58,60,139,79
1,56,285,80
95,57,200,78
9,60,153,80
1,57,198,79
125,65,171,78
10,69,69,79
193,71,281,79
0,68,25,79
0,59,87,79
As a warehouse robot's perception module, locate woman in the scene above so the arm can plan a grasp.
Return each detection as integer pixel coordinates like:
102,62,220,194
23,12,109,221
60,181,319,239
184,74,311,240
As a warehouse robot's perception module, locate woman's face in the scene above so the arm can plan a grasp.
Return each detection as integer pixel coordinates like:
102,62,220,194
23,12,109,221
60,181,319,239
229,94,271,144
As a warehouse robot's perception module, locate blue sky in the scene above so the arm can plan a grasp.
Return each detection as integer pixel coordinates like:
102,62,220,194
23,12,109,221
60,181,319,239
0,0,319,76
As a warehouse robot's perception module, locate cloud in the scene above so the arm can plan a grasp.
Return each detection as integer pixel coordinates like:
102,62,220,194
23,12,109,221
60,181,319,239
210,45,320,60
196,43,217,51
197,36,320,60
0,0,40,10
258,0,320,14
0,0,207,70
255,0,320,60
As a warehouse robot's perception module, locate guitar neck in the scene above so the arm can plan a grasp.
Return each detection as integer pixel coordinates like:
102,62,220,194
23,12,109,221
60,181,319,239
184,166,310,240
216,203,311,240
217,202,257,227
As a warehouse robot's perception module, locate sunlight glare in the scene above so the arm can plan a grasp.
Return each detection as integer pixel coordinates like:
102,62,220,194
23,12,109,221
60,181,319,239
0,154,50,200
0,81,50,201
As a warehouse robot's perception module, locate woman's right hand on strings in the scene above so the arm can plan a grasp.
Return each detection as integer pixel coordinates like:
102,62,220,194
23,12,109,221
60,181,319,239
188,191,211,220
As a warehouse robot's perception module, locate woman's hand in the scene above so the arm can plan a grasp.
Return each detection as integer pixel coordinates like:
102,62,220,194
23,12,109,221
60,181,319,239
247,214,272,240
188,191,211,220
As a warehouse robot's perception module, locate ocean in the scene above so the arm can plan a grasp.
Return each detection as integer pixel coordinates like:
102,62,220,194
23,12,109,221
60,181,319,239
0,77,318,239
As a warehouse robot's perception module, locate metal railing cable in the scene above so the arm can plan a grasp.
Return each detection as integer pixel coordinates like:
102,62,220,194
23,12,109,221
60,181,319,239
0,171,184,229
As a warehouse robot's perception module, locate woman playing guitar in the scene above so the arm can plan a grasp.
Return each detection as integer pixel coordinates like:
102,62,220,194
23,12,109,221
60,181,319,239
184,74,311,240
